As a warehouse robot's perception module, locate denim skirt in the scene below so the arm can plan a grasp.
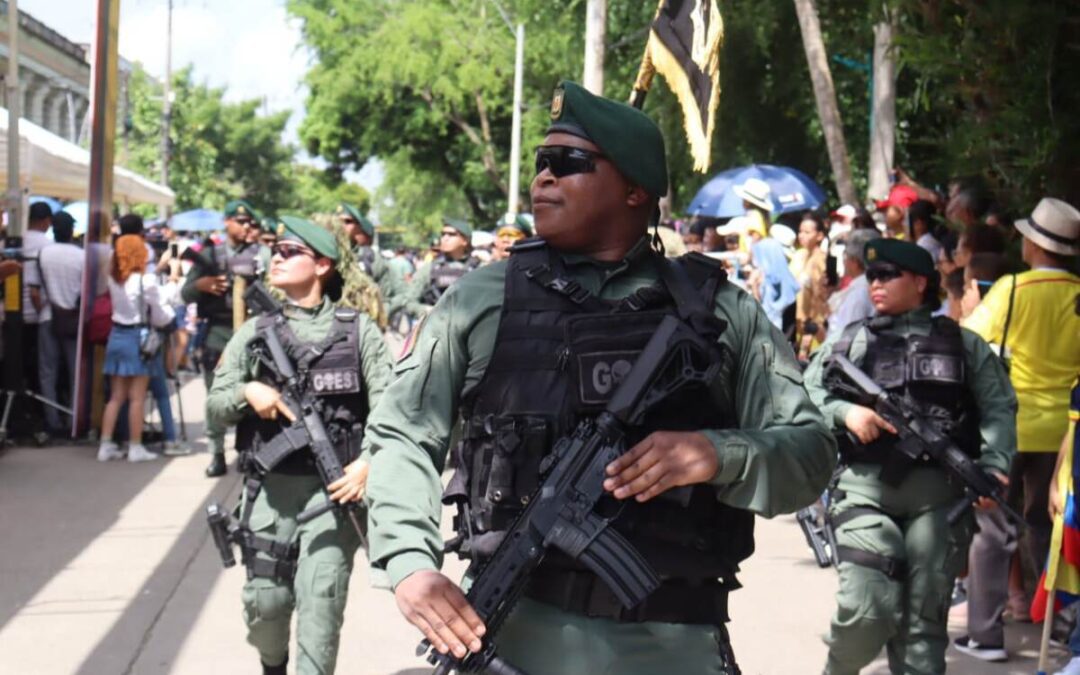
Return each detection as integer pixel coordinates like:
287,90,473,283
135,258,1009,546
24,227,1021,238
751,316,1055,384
103,325,164,377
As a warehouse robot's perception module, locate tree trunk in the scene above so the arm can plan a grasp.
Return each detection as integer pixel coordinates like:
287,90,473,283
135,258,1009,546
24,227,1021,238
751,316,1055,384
868,8,898,202
793,0,858,206
583,0,606,95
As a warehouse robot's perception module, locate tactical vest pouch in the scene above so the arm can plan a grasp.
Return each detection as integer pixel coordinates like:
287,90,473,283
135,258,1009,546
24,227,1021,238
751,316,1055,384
564,312,668,413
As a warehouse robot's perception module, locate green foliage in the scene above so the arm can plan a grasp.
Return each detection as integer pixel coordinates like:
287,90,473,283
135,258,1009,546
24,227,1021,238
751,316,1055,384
290,165,372,216
290,0,1078,233
121,63,370,219
892,0,1079,208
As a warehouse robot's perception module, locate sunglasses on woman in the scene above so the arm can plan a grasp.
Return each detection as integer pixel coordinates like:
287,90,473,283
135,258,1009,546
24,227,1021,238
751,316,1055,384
272,242,315,260
534,145,603,178
865,264,904,284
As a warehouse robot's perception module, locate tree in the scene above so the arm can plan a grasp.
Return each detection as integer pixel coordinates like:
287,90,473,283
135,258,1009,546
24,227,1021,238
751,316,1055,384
122,64,298,213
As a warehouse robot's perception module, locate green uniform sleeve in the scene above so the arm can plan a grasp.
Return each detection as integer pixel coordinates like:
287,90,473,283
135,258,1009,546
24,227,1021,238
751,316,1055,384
961,328,1018,474
404,261,433,317
374,254,408,316
357,314,393,426
206,319,259,428
702,287,837,516
364,286,472,588
180,263,203,305
803,330,865,428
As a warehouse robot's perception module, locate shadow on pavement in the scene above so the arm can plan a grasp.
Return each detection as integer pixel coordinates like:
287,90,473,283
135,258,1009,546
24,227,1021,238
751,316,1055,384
71,468,238,675
0,444,171,629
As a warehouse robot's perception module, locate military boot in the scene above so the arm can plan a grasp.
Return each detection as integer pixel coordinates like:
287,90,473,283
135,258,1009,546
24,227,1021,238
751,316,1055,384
205,453,227,478
262,657,287,675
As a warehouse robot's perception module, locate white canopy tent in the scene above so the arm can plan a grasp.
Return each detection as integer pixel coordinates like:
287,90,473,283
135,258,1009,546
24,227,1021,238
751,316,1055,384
0,108,174,207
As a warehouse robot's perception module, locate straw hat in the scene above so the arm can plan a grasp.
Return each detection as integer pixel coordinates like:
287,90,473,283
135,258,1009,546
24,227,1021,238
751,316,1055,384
733,178,774,213
1014,197,1080,256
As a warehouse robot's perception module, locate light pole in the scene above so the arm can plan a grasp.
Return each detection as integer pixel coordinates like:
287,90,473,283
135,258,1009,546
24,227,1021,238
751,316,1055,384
6,0,22,238
159,0,172,219
506,22,524,221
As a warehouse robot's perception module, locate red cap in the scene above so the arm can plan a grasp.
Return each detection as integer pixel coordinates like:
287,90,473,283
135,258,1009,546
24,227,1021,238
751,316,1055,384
874,185,918,211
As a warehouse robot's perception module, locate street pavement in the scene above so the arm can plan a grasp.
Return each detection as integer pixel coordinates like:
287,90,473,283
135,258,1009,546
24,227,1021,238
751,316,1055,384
0,374,1068,674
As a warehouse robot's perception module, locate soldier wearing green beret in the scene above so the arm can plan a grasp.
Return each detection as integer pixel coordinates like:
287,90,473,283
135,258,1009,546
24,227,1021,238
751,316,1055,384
405,216,483,316
802,238,1017,674
490,215,533,261
206,215,392,675
361,80,836,674
181,198,267,477
337,202,408,325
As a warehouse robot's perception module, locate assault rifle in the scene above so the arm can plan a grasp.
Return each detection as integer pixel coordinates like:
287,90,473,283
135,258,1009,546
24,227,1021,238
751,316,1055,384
207,282,367,546
828,355,1023,527
420,315,721,675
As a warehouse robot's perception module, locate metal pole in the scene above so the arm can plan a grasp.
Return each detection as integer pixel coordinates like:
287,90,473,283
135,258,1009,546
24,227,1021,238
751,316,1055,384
583,0,606,95
2,0,26,422
6,0,22,237
159,0,172,219
506,23,524,220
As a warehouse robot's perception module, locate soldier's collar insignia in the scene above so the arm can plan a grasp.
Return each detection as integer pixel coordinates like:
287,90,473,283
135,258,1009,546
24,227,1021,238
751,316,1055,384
550,88,565,120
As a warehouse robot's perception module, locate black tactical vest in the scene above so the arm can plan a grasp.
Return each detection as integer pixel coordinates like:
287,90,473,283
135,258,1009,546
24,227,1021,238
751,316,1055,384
421,254,481,305
195,240,263,324
235,308,369,476
827,314,980,467
444,241,754,582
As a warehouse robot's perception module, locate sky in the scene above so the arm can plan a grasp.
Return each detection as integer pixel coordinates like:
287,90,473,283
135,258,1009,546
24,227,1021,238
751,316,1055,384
20,0,383,194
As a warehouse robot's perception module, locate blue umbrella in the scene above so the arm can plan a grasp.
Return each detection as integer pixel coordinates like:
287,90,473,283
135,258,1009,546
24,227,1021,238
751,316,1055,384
686,164,828,219
63,201,90,235
170,208,224,232
29,195,63,214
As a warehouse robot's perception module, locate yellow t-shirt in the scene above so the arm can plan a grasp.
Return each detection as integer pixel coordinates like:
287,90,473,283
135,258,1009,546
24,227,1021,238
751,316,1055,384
963,269,1080,451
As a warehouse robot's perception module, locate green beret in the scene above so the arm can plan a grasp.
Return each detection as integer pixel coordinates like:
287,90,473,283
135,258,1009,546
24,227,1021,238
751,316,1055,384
260,215,279,231
444,217,473,240
276,215,340,262
224,199,256,220
546,80,668,197
497,215,532,237
865,238,936,277
336,202,375,238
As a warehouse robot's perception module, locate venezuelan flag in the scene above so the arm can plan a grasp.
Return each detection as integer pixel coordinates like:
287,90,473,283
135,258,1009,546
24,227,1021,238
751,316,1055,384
1031,386,1080,622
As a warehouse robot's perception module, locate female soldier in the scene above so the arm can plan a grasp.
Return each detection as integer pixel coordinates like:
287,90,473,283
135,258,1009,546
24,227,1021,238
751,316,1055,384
206,216,391,675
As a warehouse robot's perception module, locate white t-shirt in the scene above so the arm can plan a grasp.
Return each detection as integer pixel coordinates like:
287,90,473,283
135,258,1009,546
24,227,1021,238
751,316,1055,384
107,272,176,328
38,243,84,310
21,229,51,324
917,233,943,265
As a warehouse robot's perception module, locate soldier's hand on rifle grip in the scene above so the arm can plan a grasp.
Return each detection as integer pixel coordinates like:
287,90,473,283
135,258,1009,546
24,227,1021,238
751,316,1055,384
843,405,898,444
604,431,719,502
394,570,486,659
328,459,369,503
195,274,229,296
243,382,297,422
976,470,1010,511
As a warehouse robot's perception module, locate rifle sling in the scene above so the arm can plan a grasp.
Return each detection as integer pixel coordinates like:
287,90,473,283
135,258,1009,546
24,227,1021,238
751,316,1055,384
523,568,732,624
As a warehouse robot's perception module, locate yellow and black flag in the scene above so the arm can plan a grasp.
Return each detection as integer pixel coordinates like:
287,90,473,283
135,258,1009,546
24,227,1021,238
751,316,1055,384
631,0,724,173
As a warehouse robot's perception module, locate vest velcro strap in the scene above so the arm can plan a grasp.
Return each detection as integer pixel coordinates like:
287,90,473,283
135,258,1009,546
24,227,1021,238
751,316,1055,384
523,569,731,624
244,532,300,561
835,545,907,581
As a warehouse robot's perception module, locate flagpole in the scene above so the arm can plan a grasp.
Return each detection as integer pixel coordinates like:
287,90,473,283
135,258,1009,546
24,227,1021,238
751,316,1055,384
628,45,655,110
1037,511,1062,675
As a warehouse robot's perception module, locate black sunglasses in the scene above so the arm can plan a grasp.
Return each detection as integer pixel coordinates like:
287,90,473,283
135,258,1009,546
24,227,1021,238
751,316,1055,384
534,145,602,178
866,264,904,284
272,242,315,260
